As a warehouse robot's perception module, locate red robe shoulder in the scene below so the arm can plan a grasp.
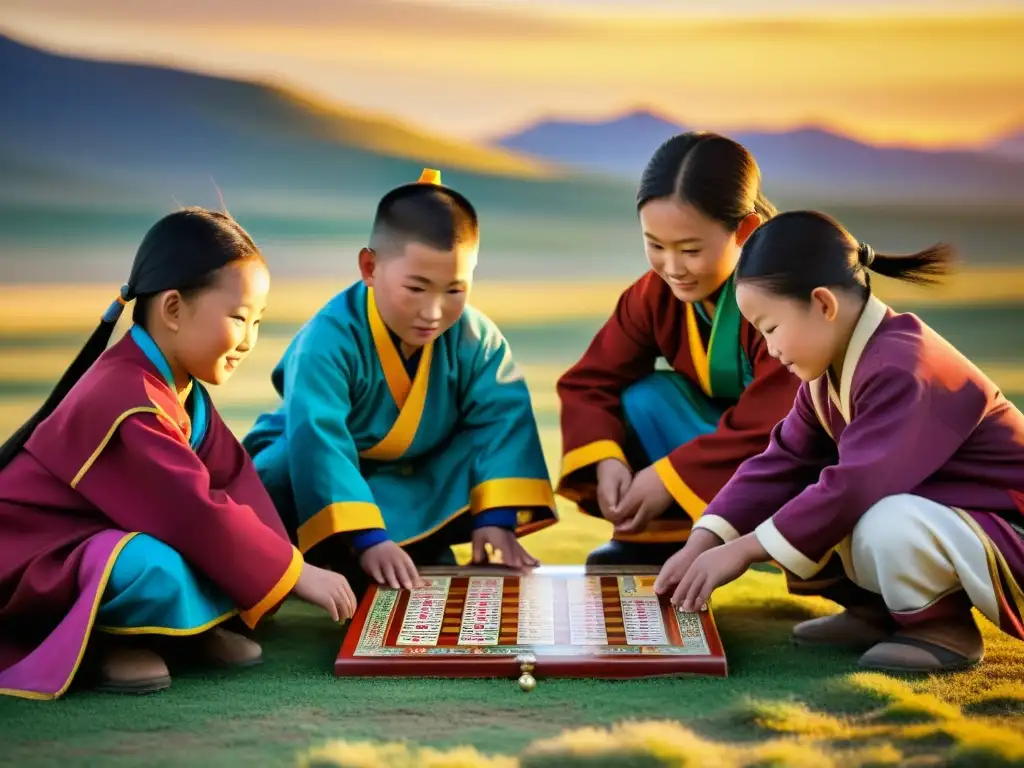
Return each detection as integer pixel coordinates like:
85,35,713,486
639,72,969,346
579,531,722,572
18,333,302,628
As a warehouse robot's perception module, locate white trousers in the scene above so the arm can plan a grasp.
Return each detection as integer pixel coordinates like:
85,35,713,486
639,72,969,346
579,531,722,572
836,494,1001,625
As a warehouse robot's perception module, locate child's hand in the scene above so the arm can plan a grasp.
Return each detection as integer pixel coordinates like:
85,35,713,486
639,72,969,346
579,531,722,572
662,533,766,611
596,458,632,519
472,526,540,569
292,563,358,622
654,528,724,599
610,464,674,534
359,541,424,590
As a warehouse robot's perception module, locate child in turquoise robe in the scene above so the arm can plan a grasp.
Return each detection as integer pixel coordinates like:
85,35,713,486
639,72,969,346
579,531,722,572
244,169,558,590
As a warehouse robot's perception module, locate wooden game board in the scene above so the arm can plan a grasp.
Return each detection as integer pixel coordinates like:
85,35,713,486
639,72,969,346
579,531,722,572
335,565,727,681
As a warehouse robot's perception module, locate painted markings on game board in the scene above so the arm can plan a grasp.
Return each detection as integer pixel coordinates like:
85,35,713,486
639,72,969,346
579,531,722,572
458,576,504,645
397,577,450,646
618,575,669,646
568,576,608,645
351,573,713,657
517,575,556,645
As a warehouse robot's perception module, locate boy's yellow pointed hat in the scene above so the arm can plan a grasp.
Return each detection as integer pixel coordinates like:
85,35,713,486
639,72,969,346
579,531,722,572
417,168,442,185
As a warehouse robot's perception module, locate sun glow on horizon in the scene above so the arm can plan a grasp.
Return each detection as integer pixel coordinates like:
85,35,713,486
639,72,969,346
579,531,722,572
1,1,1021,151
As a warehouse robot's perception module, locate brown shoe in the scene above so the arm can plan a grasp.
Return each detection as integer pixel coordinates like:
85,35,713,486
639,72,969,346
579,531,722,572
198,627,263,668
859,617,983,673
96,646,171,694
792,606,895,650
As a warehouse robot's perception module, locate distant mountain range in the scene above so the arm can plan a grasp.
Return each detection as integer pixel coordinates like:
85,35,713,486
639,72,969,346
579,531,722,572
989,130,1024,159
1,31,1021,282
493,110,1024,207
0,33,633,221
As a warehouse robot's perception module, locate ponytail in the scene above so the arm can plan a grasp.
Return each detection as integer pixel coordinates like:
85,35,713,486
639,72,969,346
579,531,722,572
736,210,956,302
753,190,778,223
0,285,131,470
857,241,953,286
0,207,261,472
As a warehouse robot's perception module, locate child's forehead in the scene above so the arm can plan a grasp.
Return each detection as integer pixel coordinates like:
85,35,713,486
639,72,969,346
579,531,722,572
388,241,476,282
208,259,269,301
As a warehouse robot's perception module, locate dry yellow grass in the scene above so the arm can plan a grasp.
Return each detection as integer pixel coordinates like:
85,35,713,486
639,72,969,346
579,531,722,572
302,674,1024,768
3,268,1021,335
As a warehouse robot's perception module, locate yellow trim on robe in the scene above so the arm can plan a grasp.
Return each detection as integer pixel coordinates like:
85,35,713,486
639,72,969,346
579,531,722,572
653,456,707,520
952,508,1024,625
96,610,237,636
367,287,413,408
239,546,305,629
685,303,712,397
358,341,434,462
469,478,556,515
559,440,630,482
0,532,138,701
297,502,387,554
612,519,693,544
70,407,161,488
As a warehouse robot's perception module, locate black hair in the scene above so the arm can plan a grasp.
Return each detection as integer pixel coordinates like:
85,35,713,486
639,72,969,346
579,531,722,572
736,210,954,301
369,183,479,255
637,131,777,229
0,207,262,469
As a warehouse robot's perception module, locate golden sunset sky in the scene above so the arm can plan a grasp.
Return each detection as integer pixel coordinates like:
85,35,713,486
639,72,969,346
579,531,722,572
2,0,1022,149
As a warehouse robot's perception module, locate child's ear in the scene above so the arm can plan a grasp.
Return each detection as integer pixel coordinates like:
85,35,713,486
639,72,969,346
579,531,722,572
809,287,840,322
157,290,183,333
358,247,376,286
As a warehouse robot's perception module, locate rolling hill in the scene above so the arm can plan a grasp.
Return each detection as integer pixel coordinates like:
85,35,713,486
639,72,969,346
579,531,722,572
1,33,1022,281
493,109,1024,208
0,32,649,280
0,32,635,219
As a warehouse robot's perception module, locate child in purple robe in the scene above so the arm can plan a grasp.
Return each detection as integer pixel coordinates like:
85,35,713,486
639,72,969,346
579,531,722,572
653,210,1024,673
0,208,356,699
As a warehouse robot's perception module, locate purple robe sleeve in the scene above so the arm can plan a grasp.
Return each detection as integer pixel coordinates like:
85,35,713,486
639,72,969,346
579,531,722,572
693,382,835,542
755,365,975,578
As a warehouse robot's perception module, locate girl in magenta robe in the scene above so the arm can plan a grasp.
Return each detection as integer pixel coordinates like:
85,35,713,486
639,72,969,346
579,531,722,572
653,210,1024,673
0,208,356,699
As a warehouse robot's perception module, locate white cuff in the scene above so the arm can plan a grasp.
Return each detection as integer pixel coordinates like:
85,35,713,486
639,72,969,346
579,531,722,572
692,514,740,543
754,517,822,579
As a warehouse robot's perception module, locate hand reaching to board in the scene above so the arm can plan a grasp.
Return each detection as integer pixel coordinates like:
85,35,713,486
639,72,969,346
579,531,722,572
360,540,425,590
472,526,539,569
292,563,358,622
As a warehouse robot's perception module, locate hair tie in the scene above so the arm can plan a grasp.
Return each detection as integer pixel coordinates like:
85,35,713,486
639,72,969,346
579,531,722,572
102,283,133,323
858,242,875,268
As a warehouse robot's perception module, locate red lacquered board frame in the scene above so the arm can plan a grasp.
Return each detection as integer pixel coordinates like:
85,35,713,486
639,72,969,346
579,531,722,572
335,565,727,680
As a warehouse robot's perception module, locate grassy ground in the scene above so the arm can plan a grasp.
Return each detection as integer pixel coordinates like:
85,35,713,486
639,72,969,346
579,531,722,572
0,279,1023,766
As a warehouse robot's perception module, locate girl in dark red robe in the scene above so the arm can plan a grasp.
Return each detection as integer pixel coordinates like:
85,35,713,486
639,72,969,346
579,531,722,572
556,132,801,565
0,208,356,699
655,211,1024,673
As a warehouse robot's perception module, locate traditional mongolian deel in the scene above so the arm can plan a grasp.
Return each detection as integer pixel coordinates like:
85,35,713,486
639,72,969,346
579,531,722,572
244,281,557,555
556,271,799,544
335,566,727,683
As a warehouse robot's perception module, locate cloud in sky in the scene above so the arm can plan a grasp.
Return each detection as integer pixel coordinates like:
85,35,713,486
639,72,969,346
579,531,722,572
2,0,1022,148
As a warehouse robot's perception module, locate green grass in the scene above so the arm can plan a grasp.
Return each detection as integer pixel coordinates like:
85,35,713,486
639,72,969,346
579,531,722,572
1,574,1022,767
1,297,1023,766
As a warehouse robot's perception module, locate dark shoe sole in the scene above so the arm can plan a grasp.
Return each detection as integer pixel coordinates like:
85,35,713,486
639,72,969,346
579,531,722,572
95,675,172,694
